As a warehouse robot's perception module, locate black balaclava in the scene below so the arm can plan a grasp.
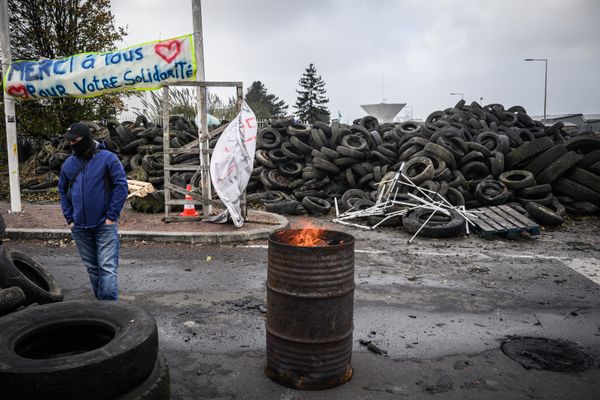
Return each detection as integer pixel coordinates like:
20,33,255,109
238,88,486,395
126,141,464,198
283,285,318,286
72,134,95,158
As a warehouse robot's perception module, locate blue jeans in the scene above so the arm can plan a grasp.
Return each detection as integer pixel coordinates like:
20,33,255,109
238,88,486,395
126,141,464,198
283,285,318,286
71,224,120,300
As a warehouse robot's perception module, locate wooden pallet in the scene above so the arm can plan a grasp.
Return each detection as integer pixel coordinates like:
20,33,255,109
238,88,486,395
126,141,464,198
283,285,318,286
469,204,540,239
127,180,155,199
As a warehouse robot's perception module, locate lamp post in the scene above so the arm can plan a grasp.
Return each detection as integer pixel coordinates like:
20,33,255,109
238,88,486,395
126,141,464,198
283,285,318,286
450,92,464,100
524,58,547,124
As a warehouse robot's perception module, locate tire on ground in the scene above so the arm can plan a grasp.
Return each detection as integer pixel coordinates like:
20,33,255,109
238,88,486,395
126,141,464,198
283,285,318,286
525,202,565,227
301,196,332,215
0,286,26,316
0,248,63,305
402,208,466,238
114,353,170,400
0,300,158,400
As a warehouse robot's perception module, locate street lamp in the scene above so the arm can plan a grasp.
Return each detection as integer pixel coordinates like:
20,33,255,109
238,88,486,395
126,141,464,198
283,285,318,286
450,92,464,100
524,58,548,124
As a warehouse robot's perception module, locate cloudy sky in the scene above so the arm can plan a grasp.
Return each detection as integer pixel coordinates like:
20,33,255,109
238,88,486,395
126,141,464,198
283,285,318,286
111,0,600,121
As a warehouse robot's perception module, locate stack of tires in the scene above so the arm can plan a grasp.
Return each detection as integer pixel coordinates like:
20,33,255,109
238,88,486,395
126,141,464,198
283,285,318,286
0,214,63,316
0,300,169,400
247,101,600,230
0,216,170,399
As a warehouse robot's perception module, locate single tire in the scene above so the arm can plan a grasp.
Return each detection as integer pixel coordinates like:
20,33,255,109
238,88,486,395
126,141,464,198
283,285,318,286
526,202,565,227
0,300,158,400
445,187,466,206
578,149,600,169
519,184,552,198
475,180,510,206
333,157,359,167
115,353,170,400
313,157,341,175
517,192,554,207
265,200,302,215
499,170,536,190
341,134,368,151
402,208,466,238
336,145,365,160
460,161,489,181
423,142,456,169
401,157,435,185
367,215,402,227
0,286,26,316
553,178,600,205
255,150,276,169
301,196,332,215
536,151,582,184
278,161,303,178
523,145,568,176
565,201,600,215
281,142,306,161
566,167,600,193
505,137,554,169
0,248,63,305
289,136,314,155
257,128,282,150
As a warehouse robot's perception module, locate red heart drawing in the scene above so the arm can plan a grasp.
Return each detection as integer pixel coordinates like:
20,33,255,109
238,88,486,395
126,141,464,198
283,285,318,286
154,40,182,63
7,84,29,99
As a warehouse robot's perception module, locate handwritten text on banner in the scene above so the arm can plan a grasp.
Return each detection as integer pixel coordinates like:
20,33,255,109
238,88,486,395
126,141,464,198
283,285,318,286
4,34,196,100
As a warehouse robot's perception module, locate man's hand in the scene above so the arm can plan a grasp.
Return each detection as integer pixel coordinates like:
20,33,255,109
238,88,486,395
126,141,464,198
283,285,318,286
68,223,73,229
106,219,115,225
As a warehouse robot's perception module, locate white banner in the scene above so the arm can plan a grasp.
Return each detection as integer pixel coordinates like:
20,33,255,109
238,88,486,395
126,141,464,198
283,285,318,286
4,34,196,100
209,102,257,227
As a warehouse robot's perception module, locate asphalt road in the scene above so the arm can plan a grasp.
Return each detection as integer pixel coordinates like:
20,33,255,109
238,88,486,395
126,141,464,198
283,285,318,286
5,217,600,399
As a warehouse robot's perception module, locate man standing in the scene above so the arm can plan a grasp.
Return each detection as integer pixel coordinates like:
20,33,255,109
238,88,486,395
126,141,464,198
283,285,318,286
58,122,128,300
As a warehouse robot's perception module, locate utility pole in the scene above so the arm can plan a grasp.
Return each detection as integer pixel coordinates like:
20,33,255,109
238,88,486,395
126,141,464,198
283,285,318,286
524,58,548,124
0,1,22,212
191,0,212,215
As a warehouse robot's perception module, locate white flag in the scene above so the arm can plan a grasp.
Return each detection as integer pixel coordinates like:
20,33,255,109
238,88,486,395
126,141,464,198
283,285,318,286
209,102,257,227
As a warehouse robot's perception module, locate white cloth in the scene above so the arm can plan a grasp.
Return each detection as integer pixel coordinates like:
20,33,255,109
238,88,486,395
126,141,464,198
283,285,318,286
209,102,257,227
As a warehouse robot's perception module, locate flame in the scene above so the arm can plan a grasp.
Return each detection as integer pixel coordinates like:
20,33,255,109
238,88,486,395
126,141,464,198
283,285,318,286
280,221,328,247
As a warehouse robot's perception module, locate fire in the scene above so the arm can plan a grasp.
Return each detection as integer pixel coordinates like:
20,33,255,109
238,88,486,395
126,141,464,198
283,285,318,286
286,228,327,247
279,221,328,247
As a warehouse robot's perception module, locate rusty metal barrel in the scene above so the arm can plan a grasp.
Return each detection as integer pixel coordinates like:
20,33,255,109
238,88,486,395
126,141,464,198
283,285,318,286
265,229,355,390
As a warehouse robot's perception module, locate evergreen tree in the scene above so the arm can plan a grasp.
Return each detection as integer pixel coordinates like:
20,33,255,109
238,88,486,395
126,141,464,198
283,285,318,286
1,0,127,139
294,64,330,124
245,81,287,120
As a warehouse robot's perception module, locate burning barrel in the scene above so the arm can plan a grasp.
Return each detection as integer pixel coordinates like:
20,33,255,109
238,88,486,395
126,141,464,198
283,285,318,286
265,228,355,390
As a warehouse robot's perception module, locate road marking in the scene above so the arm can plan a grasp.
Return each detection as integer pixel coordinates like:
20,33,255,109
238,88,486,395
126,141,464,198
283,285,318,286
237,245,599,285
563,258,600,286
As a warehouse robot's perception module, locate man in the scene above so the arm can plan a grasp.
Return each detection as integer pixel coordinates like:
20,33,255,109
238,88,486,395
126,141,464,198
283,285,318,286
58,122,128,300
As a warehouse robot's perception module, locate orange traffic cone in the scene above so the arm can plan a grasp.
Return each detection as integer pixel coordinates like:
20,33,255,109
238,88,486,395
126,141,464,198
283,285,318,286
179,184,199,217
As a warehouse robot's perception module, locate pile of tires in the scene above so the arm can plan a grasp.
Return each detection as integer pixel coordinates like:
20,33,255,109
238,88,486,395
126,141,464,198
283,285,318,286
19,115,201,212
0,300,169,400
248,101,600,229
0,214,64,316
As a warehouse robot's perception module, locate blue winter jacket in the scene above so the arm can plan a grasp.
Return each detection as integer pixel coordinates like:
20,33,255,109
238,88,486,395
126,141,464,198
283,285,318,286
58,142,128,228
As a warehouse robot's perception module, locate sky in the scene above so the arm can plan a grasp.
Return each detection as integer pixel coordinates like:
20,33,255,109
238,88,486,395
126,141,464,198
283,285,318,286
111,0,600,121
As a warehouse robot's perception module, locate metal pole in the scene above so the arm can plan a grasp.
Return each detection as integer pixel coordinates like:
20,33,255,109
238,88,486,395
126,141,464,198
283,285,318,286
191,0,212,216
524,58,548,124
543,59,548,125
0,1,22,212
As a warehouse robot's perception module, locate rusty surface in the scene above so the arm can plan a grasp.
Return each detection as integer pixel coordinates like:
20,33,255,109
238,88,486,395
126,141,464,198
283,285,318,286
266,229,355,390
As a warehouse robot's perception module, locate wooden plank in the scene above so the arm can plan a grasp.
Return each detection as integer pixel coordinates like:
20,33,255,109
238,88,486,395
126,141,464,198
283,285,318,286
498,205,539,227
165,148,201,154
480,209,514,231
485,207,522,230
164,164,200,171
489,206,527,229
475,209,505,231
469,212,500,233
166,80,243,88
